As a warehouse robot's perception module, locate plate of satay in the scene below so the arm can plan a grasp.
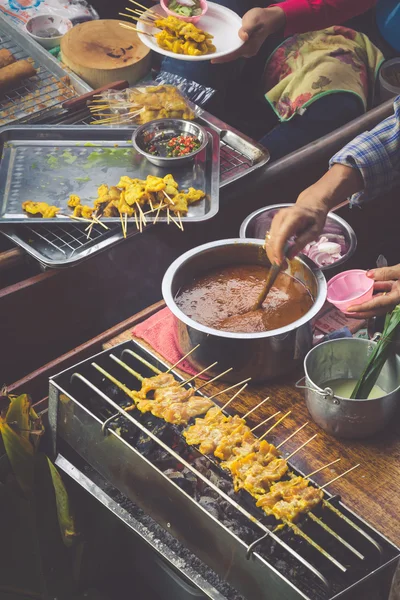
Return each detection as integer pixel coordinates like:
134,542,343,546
119,1,244,62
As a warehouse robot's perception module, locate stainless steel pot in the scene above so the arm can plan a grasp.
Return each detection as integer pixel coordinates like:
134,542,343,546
162,239,327,383
302,338,400,439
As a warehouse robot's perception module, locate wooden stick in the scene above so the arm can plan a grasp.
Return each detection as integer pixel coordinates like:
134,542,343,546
153,203,163,224
169,212,182,230
119,22,155,36
110,353,149,381
194,368,233,392
167,207,170,224
285,434,317,460
163,190,175,205
276,422,309,449
256,410,291,437
124,212,128,235
119,13,156,27
243,397,270,420
91,360,142,391
119,210,126,238
177,212,184,231
165,344,200,373
208,377,252,400
125,6,156,20
128,0,158,15
250,411,281,432
149,198,154,211
121,348,161,375
68,215,94,224
134,209,139,230
307,513,365,560
285,521,346,572
306,458,341,479
211,383,248,419
320,464,360,490
180,362,218,386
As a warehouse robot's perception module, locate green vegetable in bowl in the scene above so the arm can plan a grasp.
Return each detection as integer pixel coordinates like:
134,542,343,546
168,0,203,17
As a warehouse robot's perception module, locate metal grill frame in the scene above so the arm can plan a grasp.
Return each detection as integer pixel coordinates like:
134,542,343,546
0,13,90,127
48,339,400,600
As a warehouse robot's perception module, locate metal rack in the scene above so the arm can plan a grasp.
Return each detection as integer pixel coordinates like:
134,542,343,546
1,107,269,268
0,13,90,127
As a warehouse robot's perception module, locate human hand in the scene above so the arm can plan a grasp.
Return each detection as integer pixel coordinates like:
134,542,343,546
347,265,400,319
211,6,285,64
266,190,330,266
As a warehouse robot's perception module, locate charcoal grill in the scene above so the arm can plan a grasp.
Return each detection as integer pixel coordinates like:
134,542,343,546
48,340,399,600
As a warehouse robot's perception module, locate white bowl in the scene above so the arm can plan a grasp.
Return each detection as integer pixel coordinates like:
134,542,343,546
25,14,73,50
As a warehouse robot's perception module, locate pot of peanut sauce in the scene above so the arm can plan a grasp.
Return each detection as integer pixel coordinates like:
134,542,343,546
162,239,327,383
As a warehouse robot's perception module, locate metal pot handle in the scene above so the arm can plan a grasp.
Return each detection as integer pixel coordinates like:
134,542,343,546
295,377,336,401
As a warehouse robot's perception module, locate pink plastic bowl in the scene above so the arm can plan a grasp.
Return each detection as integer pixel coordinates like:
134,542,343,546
160,0,208,23
327,269,374,313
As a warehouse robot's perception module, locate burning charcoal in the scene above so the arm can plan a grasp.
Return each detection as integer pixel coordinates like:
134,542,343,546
222,520,255,543
198,496,221,520
164,469,197,496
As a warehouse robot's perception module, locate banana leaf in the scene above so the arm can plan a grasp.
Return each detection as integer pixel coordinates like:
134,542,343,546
46,457,79,547
351,305,400,399
0,421,34,496
5,394,31,440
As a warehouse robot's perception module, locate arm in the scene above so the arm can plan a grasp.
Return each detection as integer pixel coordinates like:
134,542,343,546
266,96,400,265
273,0,377,37
213,0,376,64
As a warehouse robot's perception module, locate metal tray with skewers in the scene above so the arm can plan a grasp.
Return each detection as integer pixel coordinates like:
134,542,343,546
49,339,399,600
0,124,220,226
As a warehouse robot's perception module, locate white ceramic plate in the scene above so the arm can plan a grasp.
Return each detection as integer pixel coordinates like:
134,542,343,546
135,2,243,62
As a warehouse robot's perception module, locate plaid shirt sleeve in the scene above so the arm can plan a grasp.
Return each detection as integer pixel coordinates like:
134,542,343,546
330,96,400,205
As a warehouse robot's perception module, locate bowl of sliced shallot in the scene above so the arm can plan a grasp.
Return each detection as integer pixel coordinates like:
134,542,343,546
240,203,357,272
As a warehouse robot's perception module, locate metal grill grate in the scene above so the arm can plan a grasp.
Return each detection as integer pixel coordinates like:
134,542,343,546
25,222,120,258
0,27,76,127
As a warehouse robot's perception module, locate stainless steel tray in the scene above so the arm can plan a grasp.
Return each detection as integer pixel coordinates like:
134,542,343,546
0,13,90,127
0,125,220,224
0,110,269,268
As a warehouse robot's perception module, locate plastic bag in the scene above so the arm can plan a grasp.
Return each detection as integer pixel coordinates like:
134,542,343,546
90,83,201,127
155,71,216,106
0,0,98,28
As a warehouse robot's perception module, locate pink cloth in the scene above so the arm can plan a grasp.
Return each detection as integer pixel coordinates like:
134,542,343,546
132,307,207,378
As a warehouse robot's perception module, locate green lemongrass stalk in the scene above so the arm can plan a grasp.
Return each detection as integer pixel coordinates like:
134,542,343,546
351,305,400,399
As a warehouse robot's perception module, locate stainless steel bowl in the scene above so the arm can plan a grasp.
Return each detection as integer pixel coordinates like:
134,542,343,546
240,204,357,272
303,338,400,438
162,238,327,383
132,119,208,168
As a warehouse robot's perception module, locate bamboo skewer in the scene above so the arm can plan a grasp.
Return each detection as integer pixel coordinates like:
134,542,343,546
119,12,155,26
320,464,360,490
250,411,281,432
177,212,184,231
90,355,363,564
91,362,141,400
285,521,346,572
125,6,156,20
210,383,249,419
128,0,158,15
243,397,270,420
194,368,233,392
285,434,317,460
119,22,155,36
121,349,160,375
208,378,252,400
276,422,309,449
257,411,291,438
307,513,365,560
306,459,341,479
166,345,200,372
180,362,218,386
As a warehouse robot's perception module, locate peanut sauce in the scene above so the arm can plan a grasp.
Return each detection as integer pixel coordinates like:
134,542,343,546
176,265,313,333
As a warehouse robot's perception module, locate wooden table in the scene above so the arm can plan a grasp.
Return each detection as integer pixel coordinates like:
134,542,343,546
103,312,400,550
